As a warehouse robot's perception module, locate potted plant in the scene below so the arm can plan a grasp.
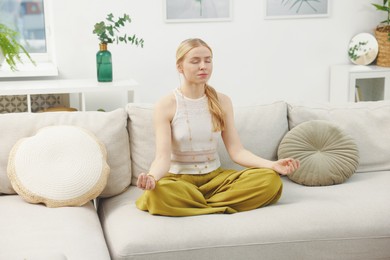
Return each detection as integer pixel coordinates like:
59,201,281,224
0,23,35,71
92,13,144,82
372,0,390,66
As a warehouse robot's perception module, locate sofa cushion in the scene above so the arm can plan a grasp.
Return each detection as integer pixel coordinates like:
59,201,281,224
287,100,390,173
0,195,111,260
7,125,110,207
126,101,288,184
98,171,390,259
278,120,359,186
126,103,154,185
217,101,289,170
0,109,130,197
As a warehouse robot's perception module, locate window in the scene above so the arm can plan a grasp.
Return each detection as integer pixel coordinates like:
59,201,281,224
0,0,56,72
1,0,46,51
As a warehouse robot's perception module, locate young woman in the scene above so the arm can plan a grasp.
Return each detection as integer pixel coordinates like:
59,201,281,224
136,38,300,216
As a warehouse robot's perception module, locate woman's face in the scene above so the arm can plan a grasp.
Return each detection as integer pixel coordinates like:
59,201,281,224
179,45,213,85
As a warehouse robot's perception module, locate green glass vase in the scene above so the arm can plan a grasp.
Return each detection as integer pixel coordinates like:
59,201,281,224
96,43,112,82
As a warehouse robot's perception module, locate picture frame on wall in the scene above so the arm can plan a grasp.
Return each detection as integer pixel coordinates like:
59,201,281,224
164,0,232,23
265,0,329,19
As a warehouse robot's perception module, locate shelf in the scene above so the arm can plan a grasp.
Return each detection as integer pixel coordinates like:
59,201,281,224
330,65,390,103
0,78,138,112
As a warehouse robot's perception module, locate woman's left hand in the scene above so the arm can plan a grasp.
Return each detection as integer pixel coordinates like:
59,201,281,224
272,158,300,175
137,172,157,190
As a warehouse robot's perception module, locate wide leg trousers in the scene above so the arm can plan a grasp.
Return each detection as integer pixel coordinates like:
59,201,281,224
136,167,282,217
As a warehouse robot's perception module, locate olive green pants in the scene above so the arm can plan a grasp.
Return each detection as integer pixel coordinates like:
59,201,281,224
136,167,282,217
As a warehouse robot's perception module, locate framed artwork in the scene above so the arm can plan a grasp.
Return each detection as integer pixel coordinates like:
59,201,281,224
164,0,232,23
265,0,330,19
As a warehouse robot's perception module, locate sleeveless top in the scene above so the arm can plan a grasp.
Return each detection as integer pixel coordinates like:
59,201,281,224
169,88,221,174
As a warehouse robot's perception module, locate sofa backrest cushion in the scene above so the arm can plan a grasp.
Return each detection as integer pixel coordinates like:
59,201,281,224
287,100,390,173
126,104,154,185
0,109,131,197
217,101,289,170
127,101,288,184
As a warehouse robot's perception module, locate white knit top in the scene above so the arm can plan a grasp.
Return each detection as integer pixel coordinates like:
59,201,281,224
169,89,221,174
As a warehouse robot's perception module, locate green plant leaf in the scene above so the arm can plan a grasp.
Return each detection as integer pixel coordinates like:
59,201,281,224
372,0,390,26
92,13,144,46
373,3,390,11
123,14,131,22
106,13,114,22
107,26,114,37
0,23,35,71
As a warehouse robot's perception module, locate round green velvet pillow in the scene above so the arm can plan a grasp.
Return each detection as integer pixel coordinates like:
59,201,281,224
278,120,359,186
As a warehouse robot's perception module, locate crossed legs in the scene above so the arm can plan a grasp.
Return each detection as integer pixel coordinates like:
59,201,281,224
136,168,282,217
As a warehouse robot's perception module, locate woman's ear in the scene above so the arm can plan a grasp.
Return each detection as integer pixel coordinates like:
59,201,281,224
177,64,183,73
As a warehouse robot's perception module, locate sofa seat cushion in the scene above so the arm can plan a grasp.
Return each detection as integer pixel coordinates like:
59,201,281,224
8,125,110,207
287,100,390,173
0,195,111,260
98,172,390,260
0,109,130,197
278,120,359,186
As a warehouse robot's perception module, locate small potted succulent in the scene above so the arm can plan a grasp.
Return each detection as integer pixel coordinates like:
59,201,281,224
372,0,390,66
0,23,35,71
92,13,144,82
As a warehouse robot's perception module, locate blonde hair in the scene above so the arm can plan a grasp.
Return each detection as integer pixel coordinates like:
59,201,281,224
176,38,225,132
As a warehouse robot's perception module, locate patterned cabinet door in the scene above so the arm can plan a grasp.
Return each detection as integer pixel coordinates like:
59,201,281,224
0,94,69,113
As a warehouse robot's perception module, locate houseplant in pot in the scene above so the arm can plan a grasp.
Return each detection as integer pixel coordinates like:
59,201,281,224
0,23,35,71
372,0,390,67
93,13,144,82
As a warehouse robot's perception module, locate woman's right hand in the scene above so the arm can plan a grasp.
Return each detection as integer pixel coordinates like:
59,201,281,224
137,172,157,190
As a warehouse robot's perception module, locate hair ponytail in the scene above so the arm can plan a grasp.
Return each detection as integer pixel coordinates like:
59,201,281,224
205,84,225,132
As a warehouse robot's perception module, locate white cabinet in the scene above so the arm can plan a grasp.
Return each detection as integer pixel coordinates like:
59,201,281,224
330,65,390,103
0,78,137,112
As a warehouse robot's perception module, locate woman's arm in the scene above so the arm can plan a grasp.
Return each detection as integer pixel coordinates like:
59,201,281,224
137,94,176,190
220,94,299,175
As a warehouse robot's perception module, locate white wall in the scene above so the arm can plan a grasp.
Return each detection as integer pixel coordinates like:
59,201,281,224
49,0,383,105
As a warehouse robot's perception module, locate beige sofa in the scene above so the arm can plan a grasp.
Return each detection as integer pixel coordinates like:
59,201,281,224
0,100,389,260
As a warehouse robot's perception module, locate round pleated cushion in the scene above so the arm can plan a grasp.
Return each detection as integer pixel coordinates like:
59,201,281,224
7,125,110,207
278,120,359,186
